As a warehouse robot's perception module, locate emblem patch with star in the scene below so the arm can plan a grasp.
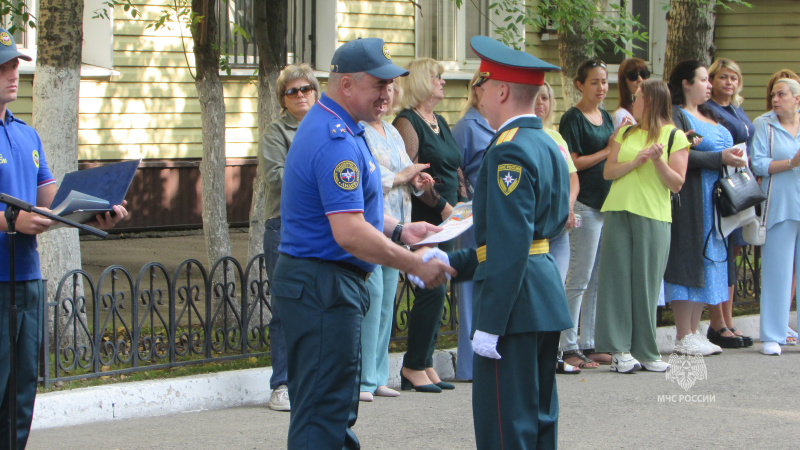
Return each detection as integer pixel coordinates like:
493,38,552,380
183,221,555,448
334,160,359,190
32,150,40,168
497,164,521,195
0,32,11,47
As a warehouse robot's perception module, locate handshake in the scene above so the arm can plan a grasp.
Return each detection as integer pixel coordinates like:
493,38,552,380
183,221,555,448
407,248,454,289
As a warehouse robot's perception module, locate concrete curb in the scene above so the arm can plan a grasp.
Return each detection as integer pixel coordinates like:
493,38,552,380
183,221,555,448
32,313,796,430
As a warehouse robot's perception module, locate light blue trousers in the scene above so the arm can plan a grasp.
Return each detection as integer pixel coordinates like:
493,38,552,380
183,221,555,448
760,219,800,344
360,266,400,392
455,227,476,380
561,202,604,352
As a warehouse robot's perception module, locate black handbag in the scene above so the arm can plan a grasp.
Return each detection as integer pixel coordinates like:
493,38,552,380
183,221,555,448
713,166,766,217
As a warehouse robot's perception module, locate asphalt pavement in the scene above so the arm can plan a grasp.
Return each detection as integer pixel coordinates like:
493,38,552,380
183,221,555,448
27,346,800,449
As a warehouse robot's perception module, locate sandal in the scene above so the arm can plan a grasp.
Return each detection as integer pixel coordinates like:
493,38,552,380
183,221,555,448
562,350,599,369
583,348,613,365
556,360,581,375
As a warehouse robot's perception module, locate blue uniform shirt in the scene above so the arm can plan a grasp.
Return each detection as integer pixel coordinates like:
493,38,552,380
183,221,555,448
0,110,55,282
279,93,384,272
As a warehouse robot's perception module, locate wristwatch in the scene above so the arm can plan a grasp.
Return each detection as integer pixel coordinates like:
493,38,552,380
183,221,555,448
391,222,404,245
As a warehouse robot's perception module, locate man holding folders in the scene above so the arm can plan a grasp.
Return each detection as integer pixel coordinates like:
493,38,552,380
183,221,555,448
0,28,128,448
445,36,573,448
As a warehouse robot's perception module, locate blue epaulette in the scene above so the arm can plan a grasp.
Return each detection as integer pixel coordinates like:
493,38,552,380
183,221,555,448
329,119,348,139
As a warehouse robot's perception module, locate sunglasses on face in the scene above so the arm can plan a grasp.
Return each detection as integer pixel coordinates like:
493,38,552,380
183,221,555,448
284,85,314,98
626,69,651,82
473,71,491,87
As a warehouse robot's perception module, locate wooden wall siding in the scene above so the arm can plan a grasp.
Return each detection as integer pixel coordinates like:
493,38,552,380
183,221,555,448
715,1,800,120
75,0,259,161
338,1,416,67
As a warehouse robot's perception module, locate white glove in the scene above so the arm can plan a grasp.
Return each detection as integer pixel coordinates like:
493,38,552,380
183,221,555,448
472,330,501,359
407,247,451,289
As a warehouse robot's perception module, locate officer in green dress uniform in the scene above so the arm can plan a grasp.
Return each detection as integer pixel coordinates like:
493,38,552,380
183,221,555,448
446,36,574,449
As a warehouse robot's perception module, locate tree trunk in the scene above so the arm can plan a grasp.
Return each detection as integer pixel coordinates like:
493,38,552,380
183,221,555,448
33,0,85,347
246,0,287,267
557,27,591,109
191,0,232,266
664,0,716,79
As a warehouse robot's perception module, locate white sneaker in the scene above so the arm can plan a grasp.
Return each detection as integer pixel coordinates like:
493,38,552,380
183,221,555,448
674,334,705,356
268,384,291,411
675,333,713,356
695,331,722,355
761,341,782,356
641,359,670,372
610,352,641,374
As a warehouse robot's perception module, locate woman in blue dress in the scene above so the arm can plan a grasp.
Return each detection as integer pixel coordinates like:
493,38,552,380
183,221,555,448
705,58,756,348
665,60,748,356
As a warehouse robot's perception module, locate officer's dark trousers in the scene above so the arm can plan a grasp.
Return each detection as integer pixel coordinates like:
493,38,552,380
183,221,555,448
0,280,43,449
473,331,560,450
403,240,453,370
272,254,369,450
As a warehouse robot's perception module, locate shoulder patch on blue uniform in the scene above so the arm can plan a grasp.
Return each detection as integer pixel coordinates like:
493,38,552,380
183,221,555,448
497,164,521,195
334,160,360,190
329,120,348,139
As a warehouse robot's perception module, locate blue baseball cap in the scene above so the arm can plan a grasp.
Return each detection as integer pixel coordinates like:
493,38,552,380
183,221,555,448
330,38,409,79
0,28,32,66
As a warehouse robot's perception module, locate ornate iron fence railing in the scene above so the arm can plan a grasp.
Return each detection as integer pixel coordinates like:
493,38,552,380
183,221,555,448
41,245,757,387
40,255,456,387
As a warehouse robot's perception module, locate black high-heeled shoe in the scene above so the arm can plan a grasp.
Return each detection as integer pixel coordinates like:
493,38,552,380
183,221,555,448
729,327,754,347
435,381,455,390
400,370,442,393
707,326,744,348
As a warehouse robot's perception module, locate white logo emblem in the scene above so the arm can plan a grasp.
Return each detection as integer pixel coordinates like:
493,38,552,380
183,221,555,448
666,353,708,391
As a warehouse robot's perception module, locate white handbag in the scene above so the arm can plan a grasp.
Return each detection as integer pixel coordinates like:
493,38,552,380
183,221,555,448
743,126,773,246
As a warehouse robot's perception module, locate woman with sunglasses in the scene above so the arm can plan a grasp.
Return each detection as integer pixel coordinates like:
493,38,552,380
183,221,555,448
612,58,650,129
665,60,747,356
393,58,468,392
704,57,756,349
558,59,616,369
449,69,494,382
261,63,320,412
595,79,689,373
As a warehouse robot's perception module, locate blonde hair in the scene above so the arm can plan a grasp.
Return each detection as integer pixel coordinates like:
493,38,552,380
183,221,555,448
708,58,744,107
536,81,557,128
775,78,800,98
399,58,445,109
458,69,483,118
766,69,800,110
276,63,321,109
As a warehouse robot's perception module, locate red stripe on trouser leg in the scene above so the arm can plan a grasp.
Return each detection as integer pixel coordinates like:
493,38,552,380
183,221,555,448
495,359,504,450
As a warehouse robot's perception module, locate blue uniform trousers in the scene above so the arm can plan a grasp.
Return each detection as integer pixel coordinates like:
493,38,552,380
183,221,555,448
473,331,560,450
0,279,43,449
272,254,369,450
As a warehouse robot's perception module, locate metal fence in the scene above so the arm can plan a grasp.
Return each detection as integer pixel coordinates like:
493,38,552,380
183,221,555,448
40,255,456,387
41,245,759,387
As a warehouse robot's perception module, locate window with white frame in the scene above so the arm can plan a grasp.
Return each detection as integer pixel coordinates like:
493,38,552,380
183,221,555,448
218,0,336,73
416,0,496,70
2,0,115,74
596,0,669,76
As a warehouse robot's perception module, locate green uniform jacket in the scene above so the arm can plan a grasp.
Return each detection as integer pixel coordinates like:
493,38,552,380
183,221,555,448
450,116,573,335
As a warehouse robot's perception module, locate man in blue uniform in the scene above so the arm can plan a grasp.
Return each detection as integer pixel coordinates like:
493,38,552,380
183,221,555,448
447,36,573,448
0,28,128,448
272,37,456,449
